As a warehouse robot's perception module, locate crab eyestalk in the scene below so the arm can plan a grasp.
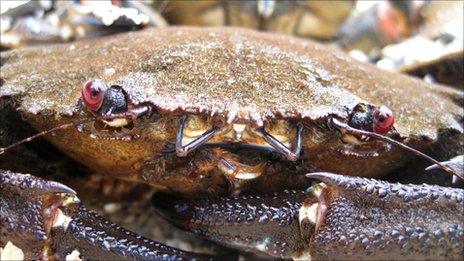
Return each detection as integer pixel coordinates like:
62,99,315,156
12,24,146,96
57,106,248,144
82,79,150,128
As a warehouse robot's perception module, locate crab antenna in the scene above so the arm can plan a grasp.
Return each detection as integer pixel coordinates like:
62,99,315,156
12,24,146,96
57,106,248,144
0,107,150,155
331,118,464,180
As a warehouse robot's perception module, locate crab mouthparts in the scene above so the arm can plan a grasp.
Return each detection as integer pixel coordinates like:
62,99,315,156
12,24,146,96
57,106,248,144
181,124,291,148
177,115,303,161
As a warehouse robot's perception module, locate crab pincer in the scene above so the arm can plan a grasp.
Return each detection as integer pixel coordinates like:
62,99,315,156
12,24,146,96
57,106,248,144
0,170,222,260
152,172,464,260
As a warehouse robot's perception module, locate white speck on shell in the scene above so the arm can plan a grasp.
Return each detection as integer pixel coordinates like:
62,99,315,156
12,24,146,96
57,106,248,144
104,67,116,76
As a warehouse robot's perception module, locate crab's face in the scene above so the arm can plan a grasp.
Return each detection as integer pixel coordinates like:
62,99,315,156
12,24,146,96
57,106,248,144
79,78,399,188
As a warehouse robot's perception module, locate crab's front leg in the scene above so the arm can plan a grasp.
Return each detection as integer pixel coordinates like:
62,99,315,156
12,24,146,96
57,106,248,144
153,173,464,260
0,170,218,260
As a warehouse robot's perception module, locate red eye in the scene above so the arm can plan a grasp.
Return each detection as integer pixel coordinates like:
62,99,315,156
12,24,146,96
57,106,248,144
373,106,394,135
82,79,107,111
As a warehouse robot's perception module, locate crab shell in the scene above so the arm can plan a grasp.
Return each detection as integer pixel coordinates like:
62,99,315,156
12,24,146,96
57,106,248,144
0,27,462,194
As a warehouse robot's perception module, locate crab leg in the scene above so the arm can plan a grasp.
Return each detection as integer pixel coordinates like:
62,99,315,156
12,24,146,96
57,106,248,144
176,115,220,157
257,123,304,161
0,170,218,260
153,172,464,260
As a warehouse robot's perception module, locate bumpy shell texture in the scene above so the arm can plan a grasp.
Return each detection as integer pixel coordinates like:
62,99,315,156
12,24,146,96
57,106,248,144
1,27,462,139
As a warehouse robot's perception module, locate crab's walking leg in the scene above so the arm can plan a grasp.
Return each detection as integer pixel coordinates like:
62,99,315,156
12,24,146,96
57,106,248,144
153,172,464,260
176,115,220,157
257,123,303,161
0,170,218,260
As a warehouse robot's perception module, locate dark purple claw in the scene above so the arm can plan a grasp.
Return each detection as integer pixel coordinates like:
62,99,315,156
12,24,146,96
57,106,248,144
1,170,78,259
0,169,76,195
153,172,464,260
0,170,220,260
306,172,464,260
52,206,215,260
152,190,316,259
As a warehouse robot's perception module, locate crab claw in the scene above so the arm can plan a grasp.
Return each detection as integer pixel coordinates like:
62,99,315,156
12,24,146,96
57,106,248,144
152,190,316,259
306,172,464,260
0,170,218,260
426,155,464,183
153,172,464,260
0,170,78,260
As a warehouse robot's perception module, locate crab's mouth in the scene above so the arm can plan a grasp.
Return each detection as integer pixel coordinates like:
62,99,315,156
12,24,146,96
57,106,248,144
179,115,387,157
182,123,292,150
176,115,303,161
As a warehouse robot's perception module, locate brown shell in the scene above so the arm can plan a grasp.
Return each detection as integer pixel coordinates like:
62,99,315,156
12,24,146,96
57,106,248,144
1,27,462,139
